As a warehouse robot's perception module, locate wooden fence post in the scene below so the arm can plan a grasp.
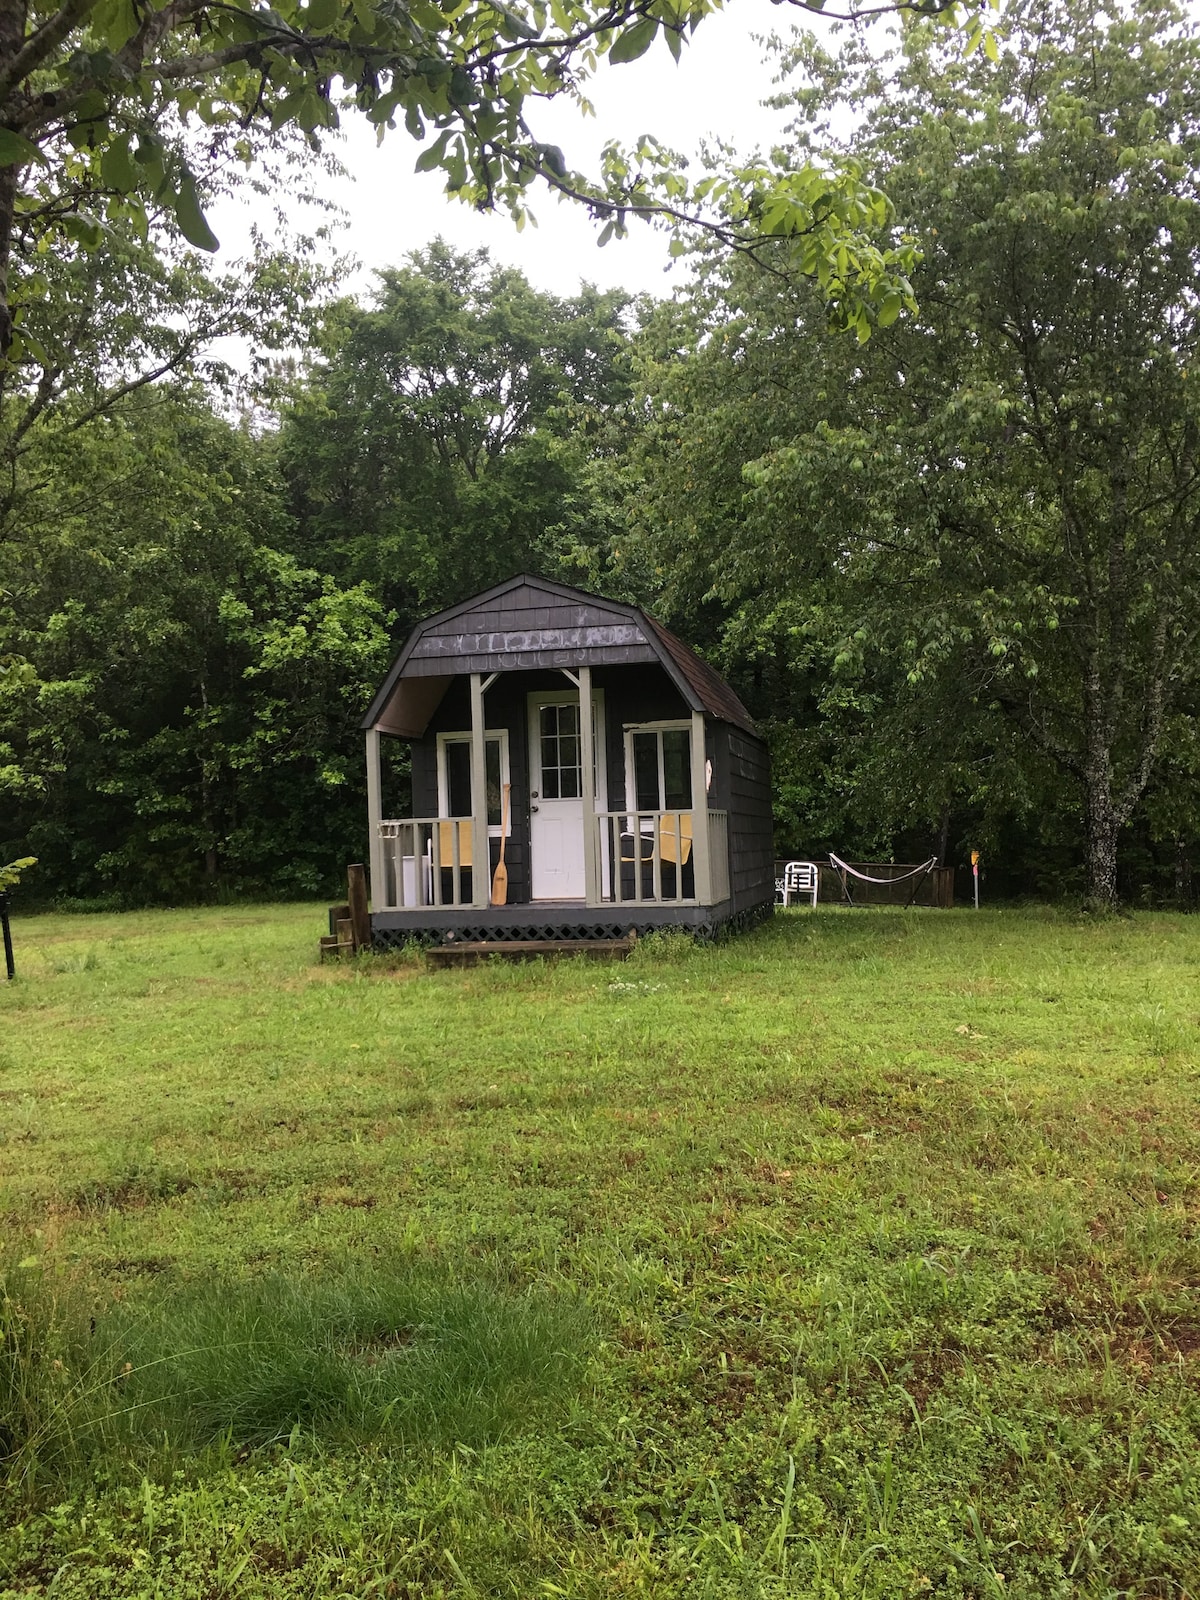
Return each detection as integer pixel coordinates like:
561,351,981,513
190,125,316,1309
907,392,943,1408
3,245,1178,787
347,863,371,953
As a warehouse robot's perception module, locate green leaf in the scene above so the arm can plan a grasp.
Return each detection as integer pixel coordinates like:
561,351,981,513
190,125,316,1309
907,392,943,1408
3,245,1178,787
175,173,220,251
0,128,44,168
270,89,307,131
63,213,104,248
304,0,341,28
91,0,139,50
535,141,566,178
415,130,452,172
101,133,137,192
449,68,478,105
490,1,537,39
608,17,656,65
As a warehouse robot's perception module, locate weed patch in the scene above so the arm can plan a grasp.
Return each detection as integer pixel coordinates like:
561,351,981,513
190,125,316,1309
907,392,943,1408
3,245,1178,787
2,1255,590,1494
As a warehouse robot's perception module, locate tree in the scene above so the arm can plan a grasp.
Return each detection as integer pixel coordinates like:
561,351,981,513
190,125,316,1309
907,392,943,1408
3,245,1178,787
0,0,944,390
622,0,1200,903
0,209,336,524
0,385,390,901
276,240,632,633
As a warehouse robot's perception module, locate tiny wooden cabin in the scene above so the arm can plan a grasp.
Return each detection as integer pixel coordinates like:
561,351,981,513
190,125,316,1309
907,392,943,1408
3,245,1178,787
361,575,774,945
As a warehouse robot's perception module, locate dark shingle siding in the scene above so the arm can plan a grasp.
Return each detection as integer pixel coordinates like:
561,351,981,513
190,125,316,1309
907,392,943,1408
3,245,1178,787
726,730,774,910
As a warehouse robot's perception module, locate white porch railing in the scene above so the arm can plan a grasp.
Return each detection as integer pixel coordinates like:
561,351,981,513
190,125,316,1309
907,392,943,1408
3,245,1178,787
708,809,730,905
597,810,700,905
376,807,730,912
377,819,476,909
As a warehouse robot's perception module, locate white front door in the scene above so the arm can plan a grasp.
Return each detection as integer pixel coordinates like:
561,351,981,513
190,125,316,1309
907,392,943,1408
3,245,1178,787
528,693,604,900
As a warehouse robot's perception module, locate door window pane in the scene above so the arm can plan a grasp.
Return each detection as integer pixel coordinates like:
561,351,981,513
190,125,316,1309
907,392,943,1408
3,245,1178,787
540,703,581,800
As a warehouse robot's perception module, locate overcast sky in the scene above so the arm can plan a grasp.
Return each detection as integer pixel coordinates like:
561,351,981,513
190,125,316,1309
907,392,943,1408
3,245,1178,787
218,0,856,308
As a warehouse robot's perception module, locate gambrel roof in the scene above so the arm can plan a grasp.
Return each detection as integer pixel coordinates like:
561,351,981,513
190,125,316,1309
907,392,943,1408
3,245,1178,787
361,574,756,737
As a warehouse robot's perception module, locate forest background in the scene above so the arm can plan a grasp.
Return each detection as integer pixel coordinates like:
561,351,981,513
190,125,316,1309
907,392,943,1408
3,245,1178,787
3,0,1198,911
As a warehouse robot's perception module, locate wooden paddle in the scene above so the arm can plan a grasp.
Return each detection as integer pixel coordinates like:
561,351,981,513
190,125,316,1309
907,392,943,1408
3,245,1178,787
490,782,511,905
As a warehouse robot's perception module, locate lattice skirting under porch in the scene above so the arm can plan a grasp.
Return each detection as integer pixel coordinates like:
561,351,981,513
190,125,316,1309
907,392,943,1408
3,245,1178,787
371,895,773,952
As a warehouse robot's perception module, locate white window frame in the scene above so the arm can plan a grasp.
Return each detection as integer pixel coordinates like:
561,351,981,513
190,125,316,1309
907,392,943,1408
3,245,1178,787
436,730,511,837
623,720,693,813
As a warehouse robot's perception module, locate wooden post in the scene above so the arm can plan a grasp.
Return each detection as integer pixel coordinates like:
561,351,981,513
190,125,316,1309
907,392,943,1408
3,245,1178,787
365,727,385,910
469,672,489,908
689,709,713,906
578,665,599,907
347,863,371,952
1,892,13,980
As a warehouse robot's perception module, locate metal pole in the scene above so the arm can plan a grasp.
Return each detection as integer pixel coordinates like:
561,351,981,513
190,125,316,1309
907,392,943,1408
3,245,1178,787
971,850,980,910
1,892,14,980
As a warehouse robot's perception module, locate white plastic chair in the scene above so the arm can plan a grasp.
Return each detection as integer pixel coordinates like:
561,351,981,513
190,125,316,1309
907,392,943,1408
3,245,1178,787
782,860,820,907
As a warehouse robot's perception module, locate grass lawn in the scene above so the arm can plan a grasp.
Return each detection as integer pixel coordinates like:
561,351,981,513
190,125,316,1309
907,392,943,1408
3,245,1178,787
1,903,1198,1598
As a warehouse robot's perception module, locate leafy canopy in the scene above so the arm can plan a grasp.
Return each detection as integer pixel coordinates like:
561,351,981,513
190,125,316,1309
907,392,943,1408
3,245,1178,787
0,0,977,370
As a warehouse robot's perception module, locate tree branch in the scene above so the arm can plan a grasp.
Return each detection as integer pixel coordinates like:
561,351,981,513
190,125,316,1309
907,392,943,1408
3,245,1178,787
0,0,97,112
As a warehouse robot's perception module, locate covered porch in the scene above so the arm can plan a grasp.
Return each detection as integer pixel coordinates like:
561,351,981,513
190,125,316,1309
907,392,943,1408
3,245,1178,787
366,666,731,918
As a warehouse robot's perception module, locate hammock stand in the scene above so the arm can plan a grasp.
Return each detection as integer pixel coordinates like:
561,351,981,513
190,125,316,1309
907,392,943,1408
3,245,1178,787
829,853,940,908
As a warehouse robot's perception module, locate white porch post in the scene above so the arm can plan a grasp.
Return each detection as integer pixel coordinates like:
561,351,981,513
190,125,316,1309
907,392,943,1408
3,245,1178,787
578,665,599,906
689,709,713,906
365,727,386,909
469,672,489,907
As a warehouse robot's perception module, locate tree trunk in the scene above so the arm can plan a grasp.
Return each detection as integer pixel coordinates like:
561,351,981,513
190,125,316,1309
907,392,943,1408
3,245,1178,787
0,158,15,366
1083,770,1120,907
0,0,27,371
1174,839,1192,909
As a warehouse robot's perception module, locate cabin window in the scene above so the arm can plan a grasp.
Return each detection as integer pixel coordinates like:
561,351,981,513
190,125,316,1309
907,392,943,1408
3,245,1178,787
436,732,510,834
625,724,693,812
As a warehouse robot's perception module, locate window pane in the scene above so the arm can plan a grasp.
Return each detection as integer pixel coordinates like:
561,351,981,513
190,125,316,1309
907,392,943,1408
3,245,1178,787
540,725,560,798
446,741,471,816
633,732,659,811
486,739,502,827
662,729,692,810
539,702,581,801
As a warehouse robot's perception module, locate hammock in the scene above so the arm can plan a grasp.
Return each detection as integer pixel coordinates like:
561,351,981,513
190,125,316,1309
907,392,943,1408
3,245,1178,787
829,853,939,908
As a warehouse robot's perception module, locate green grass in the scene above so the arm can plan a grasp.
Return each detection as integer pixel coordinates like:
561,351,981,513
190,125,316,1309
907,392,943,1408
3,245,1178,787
1,903,1198,1598
2,1257,590,1484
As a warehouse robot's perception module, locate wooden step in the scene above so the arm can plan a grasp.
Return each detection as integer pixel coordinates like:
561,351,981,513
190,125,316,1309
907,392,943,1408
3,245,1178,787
427,934,636,968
